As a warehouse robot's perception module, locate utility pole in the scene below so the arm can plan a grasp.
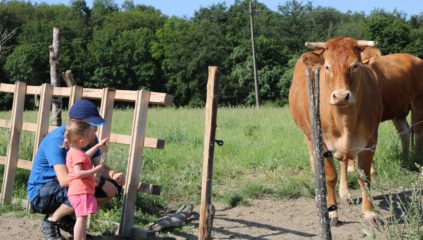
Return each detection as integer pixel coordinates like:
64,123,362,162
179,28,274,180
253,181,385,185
249,0,260,108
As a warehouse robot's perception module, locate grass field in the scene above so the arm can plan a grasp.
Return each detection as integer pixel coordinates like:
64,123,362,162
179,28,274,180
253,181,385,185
0,106,421,233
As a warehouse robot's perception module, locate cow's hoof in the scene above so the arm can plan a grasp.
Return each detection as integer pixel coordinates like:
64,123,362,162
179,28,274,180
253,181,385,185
330,217,343,226
364,212,379,228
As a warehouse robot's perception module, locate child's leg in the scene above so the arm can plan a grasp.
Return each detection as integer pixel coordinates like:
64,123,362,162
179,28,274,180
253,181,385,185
73,216,87,240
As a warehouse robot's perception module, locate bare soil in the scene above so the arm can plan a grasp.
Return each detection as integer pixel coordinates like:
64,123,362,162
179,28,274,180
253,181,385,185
0,190,404,240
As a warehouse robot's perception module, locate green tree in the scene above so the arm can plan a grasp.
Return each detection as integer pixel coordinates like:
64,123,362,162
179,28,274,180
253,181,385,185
365,10,411,54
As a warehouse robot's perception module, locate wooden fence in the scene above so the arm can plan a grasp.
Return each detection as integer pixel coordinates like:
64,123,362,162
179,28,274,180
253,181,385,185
0,82,172,239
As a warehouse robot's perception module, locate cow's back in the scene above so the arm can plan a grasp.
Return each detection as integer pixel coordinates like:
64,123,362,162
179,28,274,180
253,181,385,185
369,53,422,121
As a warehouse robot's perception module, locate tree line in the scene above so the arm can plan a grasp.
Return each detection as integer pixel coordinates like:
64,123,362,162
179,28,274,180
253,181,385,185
0,0,422,107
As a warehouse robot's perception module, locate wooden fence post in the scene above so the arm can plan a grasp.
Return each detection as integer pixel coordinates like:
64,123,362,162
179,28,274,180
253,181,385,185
305,67,332,240
1,81,26,204
50,27,61,126
25,83,53,210
68,85,83,108
119,90,151,238
32,84,53,161
198,66,220,240
97,88,115,181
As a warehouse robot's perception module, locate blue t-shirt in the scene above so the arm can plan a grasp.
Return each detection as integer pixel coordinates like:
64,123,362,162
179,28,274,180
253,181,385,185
27,125,100,203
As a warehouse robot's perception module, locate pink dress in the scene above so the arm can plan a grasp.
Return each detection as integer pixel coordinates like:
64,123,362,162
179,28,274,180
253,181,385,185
66,148,97,217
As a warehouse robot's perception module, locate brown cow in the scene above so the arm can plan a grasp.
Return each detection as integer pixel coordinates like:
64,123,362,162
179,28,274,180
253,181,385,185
341,50,423,203
289,37,383,226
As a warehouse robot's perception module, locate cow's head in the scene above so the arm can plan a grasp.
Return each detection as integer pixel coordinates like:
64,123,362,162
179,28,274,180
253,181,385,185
360,47,382,64
303,38,377,107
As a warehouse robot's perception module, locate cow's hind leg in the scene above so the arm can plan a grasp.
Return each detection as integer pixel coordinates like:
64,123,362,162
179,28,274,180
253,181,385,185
392,117,411,161
412,98,423,165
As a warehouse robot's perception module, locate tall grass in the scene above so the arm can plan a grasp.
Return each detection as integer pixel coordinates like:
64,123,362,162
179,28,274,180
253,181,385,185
0,107,421,235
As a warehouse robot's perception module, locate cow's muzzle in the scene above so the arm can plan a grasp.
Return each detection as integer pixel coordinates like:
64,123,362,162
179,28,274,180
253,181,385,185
330,90,353,106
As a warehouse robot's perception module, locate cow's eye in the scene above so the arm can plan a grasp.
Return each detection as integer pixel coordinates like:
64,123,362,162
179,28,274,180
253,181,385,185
325,65,330,71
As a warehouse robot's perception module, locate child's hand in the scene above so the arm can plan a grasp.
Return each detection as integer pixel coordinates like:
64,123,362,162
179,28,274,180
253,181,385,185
97,137,109,148
94,164,103,173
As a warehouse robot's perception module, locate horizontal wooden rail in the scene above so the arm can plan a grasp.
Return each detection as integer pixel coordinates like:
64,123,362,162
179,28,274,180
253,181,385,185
1,83,173,105
110,133,165,149
19,122,165,149
0,119,10,128
0,156,32,170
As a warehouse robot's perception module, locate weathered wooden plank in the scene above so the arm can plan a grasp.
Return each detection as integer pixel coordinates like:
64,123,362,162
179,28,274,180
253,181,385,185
98,88,115,141
114,90,173,105
0,119,10,128
32,84,53,161
52,87,71,97
26,85,41,95
3,83,172,105
109,134,164,149
22,122,57,133
96,88,116,184
0,156,32,170
81,88,103,99
149,92,173,106
68,85,83,107
199,66,220,240
0,83,15,93
119,90,150,237
1,81,26,204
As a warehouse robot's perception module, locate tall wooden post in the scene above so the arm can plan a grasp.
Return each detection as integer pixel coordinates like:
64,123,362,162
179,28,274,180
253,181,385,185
26,83,53,211
198,66,220,240
119,90,150,238
96,88,115,182
49,27,61,126
305,67,332,240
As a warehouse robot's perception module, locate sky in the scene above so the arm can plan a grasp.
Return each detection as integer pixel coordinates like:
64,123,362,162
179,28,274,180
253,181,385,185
32,0,423,18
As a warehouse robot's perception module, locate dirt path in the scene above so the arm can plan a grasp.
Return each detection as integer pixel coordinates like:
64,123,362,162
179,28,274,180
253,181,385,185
0,192,394,240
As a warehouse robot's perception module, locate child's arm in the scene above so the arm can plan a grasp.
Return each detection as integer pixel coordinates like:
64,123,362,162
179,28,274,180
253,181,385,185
73,163,103,178
86,137,109,158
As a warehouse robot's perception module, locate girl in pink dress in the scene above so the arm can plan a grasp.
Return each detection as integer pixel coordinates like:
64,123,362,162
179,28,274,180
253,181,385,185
63,119,108,240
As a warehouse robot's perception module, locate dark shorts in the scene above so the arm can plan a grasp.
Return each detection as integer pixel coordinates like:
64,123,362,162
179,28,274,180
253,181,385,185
30,177,122,214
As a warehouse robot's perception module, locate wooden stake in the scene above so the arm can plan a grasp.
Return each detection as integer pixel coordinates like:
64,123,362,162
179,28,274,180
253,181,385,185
50,27,61,126
26,83,53,211
68,85,83,108
119,90,150,238
62,70,75,87
96,88,115,182
305,67,332,240
1,81,26,204
198,66,220,240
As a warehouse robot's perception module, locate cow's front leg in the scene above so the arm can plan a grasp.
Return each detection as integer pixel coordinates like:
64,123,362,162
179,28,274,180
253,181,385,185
306,138,340,226
357,149,378,227
339,159,352,204
325,156,339,226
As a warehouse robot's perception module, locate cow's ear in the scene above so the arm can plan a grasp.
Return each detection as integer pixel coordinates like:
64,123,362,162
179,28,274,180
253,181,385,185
360,47,382,64
301,51,323,66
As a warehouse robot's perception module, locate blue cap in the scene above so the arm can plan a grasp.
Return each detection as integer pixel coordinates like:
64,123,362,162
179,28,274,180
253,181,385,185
68,99,106,126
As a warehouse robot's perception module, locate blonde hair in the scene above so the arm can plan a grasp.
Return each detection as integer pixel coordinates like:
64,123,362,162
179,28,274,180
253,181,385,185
62,119,92,148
